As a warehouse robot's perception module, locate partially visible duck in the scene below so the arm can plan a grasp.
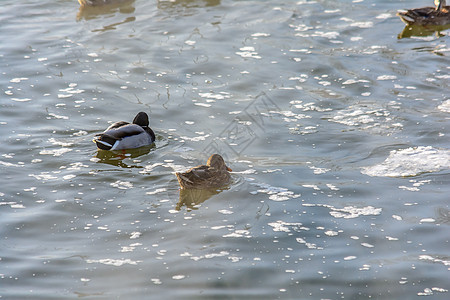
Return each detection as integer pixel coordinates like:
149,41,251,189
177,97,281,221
93,112,155,151
397,0,450,26
176,154,232,189
76,0,135,21
78,0,131,6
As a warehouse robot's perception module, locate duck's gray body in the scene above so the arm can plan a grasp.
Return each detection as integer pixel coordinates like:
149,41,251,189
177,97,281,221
94,112,155,151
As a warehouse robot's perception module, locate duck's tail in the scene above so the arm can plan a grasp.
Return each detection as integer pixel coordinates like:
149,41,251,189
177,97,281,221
93,134,119,150
175,172,194,189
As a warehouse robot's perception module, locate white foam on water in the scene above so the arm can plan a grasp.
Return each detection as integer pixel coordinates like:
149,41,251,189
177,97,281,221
146,188,167,195
329,102,402,134
329,205,382,219
251,181,300,202
190,251,229,262
10,77,28,83
110,180,133,190
39,148,72,157
198,92,230,100
48,112,69,119
350,21,373,28
437,100,450,113
48,138,73,147
223,229,251,238
251,32,270,37
268,221,301,233
236,46,261,59
86,258,141,266
362,146,450,177
377,75,397,81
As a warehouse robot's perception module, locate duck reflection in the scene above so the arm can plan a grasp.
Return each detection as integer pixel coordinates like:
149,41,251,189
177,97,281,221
176,187,223,211
398,23,450,39
77,0,135,21
157,0,220,10
95,145,152,168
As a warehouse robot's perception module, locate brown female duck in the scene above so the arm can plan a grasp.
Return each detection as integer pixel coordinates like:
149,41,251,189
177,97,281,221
397,0,450,26
176,154,232,189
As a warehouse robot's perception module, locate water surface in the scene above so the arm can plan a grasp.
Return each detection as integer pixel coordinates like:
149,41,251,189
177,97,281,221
1,0,449,299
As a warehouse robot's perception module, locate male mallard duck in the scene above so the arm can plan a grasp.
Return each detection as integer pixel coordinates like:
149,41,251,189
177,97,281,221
397,0,450,26
176,154,232,189
93,112,155,150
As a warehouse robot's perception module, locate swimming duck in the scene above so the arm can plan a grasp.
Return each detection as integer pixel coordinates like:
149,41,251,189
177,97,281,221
397,0,450,26
78,0,131,6
176,154,232,189
93,112,155,151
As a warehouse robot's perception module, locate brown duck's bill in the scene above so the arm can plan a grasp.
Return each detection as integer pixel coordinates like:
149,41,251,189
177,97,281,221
226,166,232,172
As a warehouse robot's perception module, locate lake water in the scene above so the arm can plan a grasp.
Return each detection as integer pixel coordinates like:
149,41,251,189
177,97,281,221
1,0,449,299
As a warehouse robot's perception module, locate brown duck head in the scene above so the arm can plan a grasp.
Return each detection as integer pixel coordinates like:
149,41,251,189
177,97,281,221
207,154,232,171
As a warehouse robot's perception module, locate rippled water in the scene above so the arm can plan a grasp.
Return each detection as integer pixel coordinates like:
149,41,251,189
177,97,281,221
1,0,449,299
